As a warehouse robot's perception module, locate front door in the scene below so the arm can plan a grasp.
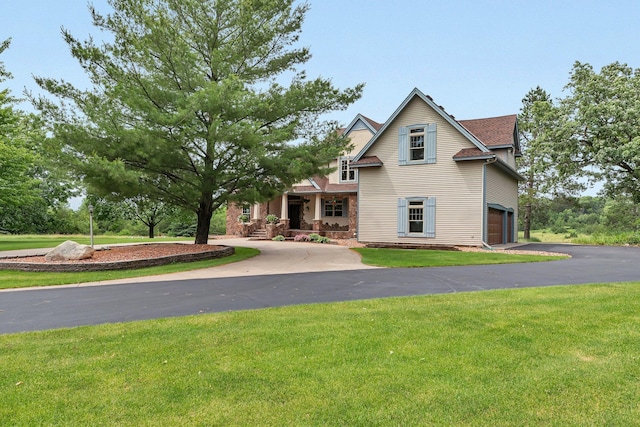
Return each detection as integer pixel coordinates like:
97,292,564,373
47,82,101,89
289,204,301,229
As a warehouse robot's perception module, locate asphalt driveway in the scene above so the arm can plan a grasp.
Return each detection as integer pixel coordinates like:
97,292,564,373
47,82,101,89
2,243,640,334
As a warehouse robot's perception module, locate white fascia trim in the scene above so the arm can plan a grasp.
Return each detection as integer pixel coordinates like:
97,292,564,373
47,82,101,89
343,114,378,136
354,88,489,162
308,178,321,190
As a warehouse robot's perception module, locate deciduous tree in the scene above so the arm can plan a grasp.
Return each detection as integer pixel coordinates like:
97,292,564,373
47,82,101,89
558,61,640,202
518,86,583,239
33,0,363,244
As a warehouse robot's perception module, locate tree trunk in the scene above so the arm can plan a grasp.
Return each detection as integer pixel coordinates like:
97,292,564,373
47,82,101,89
195,198,214,244
148,223,155,239
524,204,532,240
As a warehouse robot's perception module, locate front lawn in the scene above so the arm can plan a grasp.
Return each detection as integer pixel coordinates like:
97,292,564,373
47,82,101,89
353,247,566,267
0,247,259,290
2,283,639,425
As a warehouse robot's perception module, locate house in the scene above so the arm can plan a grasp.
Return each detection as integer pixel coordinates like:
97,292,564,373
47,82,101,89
352,88,522,247
226,114,383,239
227,88,522,246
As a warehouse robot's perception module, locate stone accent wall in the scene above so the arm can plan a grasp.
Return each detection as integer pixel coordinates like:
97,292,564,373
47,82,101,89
265,223,286,239
226,203,245,235
0,246,235,272
348,194,358,237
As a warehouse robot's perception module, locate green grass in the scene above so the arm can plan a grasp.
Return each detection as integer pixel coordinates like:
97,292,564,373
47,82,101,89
2,283,639,425
353,247,566,268
0,234,190,251
573,232,640,246
518,229,583,243
0,247,259,290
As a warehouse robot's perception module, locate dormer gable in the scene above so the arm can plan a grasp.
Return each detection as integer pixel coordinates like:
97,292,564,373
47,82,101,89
343,114,383,136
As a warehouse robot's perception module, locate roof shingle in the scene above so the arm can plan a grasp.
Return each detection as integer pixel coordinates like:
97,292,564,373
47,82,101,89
458,114,517,148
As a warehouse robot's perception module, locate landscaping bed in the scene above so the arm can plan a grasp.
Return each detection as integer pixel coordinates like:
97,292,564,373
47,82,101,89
0,243,234,272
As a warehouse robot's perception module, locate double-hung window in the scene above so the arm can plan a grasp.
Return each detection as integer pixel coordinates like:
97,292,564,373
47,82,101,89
398,123,437,165
409,128,425,161
340,157,357,182
323,198,346,217
397,197,436,237
242,206,251,216
408,200,424,233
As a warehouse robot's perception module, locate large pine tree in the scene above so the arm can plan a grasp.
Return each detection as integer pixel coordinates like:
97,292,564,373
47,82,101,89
34,0,363,243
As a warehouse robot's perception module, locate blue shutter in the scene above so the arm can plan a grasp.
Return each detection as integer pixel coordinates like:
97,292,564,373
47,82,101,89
425,197,436,237
397,198,407,236
398,127,408,165
426,123,437,163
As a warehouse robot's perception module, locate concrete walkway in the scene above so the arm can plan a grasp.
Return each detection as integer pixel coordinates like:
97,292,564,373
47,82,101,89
1,238,379,290
102,238,379,283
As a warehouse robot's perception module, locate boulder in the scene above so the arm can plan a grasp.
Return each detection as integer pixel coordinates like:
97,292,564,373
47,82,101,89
45,240,95,261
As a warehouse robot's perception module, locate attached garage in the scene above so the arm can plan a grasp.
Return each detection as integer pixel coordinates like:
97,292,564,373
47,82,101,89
487,208,504,245
487,205,515,245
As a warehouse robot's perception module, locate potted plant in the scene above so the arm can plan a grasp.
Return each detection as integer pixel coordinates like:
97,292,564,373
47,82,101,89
237,213,249,223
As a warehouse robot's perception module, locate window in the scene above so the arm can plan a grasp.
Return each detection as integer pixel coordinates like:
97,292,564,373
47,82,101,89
397,197,436,237
242,206,250,216
323,198,347,217
409,128,425,161
340,157,357,182
398,123,437,165
408,200,424,233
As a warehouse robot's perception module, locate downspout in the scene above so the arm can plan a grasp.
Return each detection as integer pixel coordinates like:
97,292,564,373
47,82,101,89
482,156,498,249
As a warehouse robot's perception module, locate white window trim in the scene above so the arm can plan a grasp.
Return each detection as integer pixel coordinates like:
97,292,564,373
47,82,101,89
409,127,425,162
339,156,357,183
407,198,425,234
399,123,437,166
397,196,436,238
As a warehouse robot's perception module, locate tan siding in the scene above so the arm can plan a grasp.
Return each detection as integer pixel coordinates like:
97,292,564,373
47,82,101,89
326,158,340,184
494,148,517,168
358,97,485,246
347,129,374,156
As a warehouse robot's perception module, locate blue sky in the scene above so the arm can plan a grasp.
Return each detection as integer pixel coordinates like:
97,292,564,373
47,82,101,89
2,0,639,126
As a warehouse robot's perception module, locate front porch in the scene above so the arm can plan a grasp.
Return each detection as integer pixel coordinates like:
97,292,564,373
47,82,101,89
227,193,357,240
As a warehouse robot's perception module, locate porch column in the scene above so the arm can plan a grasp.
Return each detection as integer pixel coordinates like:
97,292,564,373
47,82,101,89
313,194,322,231
280,193,290,230
281,194,289,220
252,202,260,222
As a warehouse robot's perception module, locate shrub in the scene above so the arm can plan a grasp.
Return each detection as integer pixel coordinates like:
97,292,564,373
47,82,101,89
316,236,331,244
309,233,321,242
272,235,285,241
237,213,249,223
265,214,279,224
166,222,196,237
294,234,310,242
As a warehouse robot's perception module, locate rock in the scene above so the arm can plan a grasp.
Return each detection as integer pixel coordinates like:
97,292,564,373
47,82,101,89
45,240,95,261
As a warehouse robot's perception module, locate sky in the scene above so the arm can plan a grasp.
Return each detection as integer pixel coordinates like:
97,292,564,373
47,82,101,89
2,0,640,127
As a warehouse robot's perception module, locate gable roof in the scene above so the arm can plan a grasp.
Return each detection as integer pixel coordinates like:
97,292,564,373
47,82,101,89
353,88,490,162
458,115,518,149
341,113,383,136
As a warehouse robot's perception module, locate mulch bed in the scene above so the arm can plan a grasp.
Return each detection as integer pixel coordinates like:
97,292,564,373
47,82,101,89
0,243,234,272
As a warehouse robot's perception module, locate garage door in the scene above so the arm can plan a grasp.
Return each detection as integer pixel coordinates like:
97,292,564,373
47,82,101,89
487,208,504,245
